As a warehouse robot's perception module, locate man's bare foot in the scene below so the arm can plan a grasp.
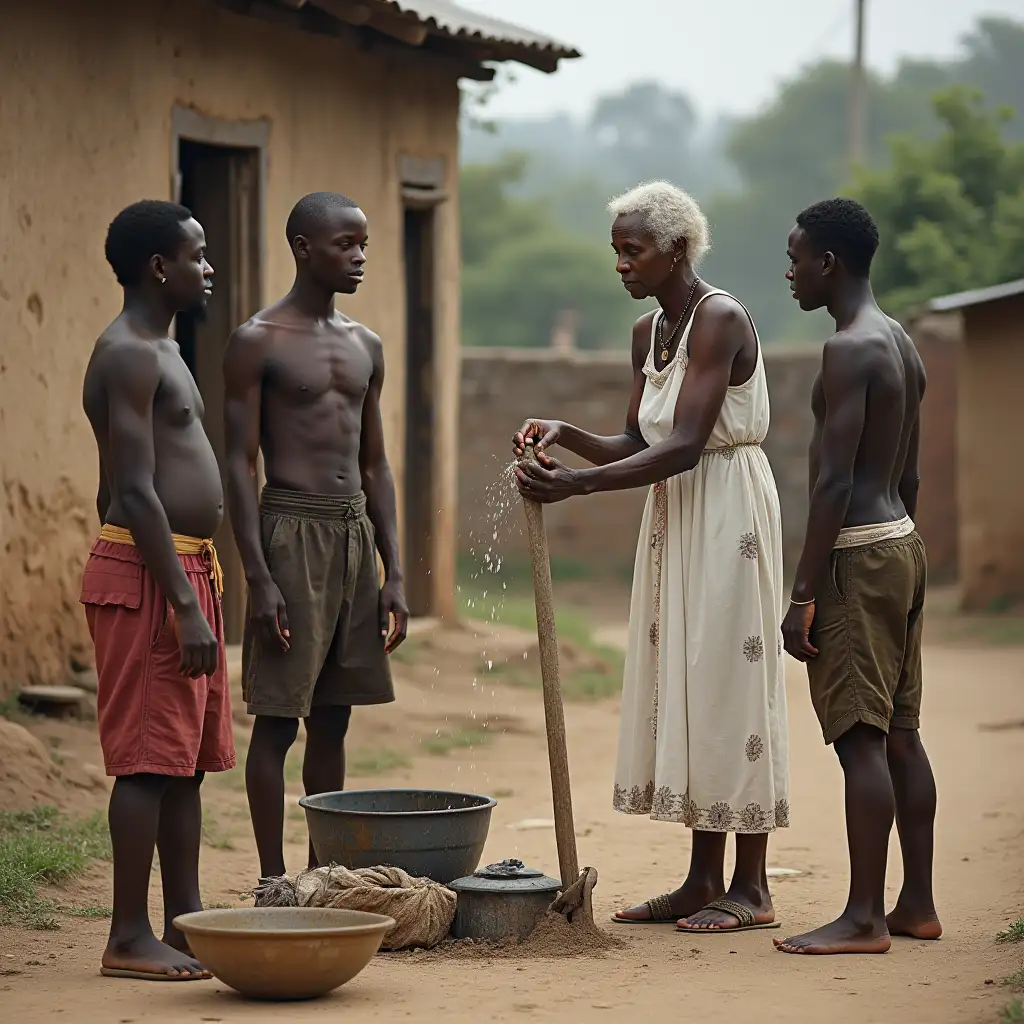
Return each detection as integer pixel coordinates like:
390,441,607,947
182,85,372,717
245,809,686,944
678,891,775,931
162,917,201,958
774,915,891,955
101,934,211,980
613,880,724,923
886,904,942,940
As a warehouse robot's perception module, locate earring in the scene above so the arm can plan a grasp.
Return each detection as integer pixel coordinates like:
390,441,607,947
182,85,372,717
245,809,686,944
159,277,166,284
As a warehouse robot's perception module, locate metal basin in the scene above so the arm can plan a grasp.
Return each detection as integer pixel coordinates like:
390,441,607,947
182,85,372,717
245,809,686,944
173,907,393,1001
299,788,497,884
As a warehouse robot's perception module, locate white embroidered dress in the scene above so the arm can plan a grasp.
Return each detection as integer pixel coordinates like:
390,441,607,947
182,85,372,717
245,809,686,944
612,290,790,832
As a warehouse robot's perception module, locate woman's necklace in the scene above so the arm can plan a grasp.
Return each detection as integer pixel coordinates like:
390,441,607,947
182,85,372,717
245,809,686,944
658,276,701,363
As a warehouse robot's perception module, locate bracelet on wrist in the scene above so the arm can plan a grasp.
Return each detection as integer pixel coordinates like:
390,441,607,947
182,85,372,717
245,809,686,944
790,596,815,606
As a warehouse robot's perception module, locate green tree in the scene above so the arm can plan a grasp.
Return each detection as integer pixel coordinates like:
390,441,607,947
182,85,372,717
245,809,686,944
460,154,638,349
700,59,952,342
958,17,1024,138
850,87,1024,312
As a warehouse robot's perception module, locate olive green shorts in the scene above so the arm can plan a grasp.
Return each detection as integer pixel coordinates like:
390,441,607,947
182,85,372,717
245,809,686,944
807,531,927,745
242,488,394,718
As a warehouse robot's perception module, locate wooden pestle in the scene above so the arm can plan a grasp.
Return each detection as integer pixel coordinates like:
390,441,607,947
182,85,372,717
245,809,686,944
518,443,580,889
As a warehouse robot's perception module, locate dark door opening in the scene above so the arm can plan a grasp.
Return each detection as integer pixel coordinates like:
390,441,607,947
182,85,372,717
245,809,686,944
176,139,261,643
403,206,436,617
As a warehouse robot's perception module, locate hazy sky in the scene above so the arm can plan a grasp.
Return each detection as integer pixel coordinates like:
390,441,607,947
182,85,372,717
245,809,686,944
462,0,1024,120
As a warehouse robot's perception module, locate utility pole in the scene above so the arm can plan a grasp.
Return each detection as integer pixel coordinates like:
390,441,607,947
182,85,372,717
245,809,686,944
849,0,867,174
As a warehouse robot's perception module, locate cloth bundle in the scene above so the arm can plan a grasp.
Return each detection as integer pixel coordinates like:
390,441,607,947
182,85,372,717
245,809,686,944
252,863,456,950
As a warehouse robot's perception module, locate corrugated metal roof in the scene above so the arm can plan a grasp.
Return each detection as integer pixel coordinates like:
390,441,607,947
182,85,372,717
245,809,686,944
379,0,578,58
928,278,1024,312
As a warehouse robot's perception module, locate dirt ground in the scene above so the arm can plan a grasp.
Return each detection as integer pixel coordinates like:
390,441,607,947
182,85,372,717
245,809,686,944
2,588,1023,1024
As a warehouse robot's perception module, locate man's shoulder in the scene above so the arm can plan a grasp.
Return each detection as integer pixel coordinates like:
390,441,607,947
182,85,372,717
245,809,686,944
334,312,380,341
229,314,275,347
339,316,383,359
92,323,160,381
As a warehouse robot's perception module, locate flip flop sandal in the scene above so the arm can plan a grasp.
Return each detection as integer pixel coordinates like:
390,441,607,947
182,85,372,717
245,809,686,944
100,967,211,981
676,897,781,933
611,893,680,925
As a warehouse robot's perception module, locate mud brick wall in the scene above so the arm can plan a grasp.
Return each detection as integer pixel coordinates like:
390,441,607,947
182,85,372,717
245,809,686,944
910,315,960,582
458,335,959,583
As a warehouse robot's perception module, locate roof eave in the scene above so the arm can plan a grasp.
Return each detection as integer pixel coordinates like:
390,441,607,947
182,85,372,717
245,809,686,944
308,0,579,73
927,277,1024,313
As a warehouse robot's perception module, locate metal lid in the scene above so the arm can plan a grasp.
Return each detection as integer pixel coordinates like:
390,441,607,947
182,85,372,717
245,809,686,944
448,858,561,895
474,859,543,880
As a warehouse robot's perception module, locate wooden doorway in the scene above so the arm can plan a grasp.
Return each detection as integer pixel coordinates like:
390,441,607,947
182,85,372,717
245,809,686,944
402,203,437,617
400,156,447,618
172,109,266,643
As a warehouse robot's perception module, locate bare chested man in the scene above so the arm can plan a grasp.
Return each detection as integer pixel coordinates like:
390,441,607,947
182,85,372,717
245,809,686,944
776,198,940,955
82,200,235,981
224,192,407,880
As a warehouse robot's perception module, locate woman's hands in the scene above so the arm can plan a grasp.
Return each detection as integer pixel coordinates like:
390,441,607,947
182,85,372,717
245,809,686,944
512,419,563,458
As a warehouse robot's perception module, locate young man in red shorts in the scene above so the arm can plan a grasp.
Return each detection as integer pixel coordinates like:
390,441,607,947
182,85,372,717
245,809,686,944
81,200,234,981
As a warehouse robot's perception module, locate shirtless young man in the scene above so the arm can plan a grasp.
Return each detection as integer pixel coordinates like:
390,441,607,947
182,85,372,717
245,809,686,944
82,200,234,981
224,192,407,880
776,198,940,955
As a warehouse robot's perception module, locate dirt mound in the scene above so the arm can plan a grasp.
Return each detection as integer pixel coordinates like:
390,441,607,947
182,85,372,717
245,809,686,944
396,913,625,962
0,718,65,811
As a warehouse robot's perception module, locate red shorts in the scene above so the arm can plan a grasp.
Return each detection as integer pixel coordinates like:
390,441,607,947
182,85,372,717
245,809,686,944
80,538,236,777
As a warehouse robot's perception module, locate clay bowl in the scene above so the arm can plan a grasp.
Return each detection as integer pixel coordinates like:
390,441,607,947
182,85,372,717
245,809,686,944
299,788,497,884
173,907,394,1001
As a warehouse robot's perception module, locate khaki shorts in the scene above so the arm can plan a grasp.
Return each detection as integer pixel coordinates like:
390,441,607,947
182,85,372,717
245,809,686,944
807,530,927,744
242,488,394,718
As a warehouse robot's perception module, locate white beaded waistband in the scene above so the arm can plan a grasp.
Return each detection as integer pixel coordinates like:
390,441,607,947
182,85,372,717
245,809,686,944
834,516,915,550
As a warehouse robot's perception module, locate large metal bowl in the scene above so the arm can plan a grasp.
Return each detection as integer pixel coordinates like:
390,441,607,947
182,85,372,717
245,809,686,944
173,907,393,1001
299,788,497,884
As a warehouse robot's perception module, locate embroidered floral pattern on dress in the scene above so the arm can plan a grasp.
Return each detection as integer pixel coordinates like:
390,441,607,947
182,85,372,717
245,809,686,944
739,802,770,832
707,802,736,830
613,781,656,815
745,734,764,762
613,783,788,832
743,635,765,663
738,532,759,560
774,798,791,828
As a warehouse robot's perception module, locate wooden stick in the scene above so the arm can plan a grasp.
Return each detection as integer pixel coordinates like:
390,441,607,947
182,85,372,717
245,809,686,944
519,447,580,889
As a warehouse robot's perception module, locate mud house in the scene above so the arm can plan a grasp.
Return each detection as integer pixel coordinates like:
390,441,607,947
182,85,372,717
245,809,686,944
0,0,577,692
928,279,1024,610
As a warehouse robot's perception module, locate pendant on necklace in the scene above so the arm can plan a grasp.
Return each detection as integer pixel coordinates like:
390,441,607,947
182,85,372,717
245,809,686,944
660,348,670,362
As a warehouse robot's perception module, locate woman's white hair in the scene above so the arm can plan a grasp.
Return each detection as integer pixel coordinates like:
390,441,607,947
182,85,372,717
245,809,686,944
608,181,711,265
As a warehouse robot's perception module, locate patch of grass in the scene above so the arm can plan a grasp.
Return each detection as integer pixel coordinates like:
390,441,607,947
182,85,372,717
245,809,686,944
998,919,1024,944
422,727,493,757
0,694,28,722
206,902,234,910
484,599,626,703
388,638,423,665
201,817,237,853
492,788,515,799
348,747,412,777
562,666,624,701
493,663,624,702
1002,967,1024,993
284,745,305,785
1001,999,1024,1023
64,905,111,918
458,554,613,591
0,806,111,930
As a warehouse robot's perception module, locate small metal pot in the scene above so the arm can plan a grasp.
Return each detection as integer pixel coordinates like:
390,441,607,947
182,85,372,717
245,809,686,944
448,859,562,942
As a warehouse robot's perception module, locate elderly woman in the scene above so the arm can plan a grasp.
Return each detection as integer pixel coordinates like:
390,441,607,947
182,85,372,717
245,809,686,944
513,182,789,934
